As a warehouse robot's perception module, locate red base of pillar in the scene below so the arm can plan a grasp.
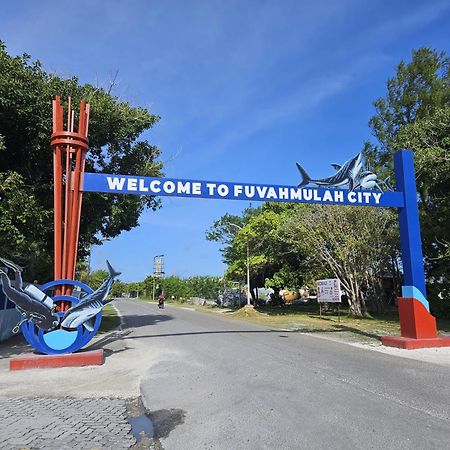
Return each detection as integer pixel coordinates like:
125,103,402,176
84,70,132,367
381,335,450,350
9,349,104,371
382,297,450,349
397,297,437,339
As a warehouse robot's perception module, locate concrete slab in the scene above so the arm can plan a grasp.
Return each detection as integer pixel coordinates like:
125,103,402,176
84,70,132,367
381,335,450,349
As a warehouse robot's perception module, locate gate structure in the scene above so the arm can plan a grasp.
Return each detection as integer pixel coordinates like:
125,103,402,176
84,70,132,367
82,151,450,349
3,96,449,355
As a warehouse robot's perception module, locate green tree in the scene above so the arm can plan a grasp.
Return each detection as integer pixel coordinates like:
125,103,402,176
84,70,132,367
0,172,52,281
87,270,109,290
185,276,222,299
207,204,306,299
365,47,450,315
161,276,194,299
280,205,399,316
110,280,127,298
0,42,162,280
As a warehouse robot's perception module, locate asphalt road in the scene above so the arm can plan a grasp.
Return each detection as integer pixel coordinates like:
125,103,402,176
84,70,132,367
116,299,450,450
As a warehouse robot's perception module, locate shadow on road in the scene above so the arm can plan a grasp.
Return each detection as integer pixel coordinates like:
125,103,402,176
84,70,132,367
121,314,173,329
118,326,382,342
122,329,287,340
0,334,30,360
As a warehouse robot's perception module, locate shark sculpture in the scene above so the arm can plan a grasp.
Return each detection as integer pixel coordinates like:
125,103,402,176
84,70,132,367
296,153,363,191
356,170,393,192
0,258,59,331
61,260,121,331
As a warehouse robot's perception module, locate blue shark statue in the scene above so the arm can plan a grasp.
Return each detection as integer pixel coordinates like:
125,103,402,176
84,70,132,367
0,258,59,331
61,260,121,331
296,153,363,191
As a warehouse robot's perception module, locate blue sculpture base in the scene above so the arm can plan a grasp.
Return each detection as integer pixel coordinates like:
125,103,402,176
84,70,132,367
21,279,102,355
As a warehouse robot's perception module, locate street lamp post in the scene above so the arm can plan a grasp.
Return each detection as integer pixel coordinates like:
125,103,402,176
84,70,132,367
229,224,252,307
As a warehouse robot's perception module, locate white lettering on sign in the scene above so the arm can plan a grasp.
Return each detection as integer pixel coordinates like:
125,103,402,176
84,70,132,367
150,180,161,192
139,179,148,192
217,184,229,197
373,192,382,204
177,182,191,194
107,177,126,190
348,192,357,203
127,178,137,191
163,181,176,194
102,176,386,206
245,186,255,197
206,183,216,195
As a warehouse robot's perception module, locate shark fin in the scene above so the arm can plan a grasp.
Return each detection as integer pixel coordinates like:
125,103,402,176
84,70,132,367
83,317,96,332
296,162,311,188
331,164,342,171
106,260,121,278
349,178,355,191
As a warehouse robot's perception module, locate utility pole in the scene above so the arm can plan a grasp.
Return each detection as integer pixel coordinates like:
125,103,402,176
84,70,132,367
229,224,252,307
152,254,165,301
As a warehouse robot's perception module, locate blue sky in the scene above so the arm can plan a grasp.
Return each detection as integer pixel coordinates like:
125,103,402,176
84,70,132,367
1,1,450,282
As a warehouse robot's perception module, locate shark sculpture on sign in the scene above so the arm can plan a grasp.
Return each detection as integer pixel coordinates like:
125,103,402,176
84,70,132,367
61,261,121,331
296,152,392,192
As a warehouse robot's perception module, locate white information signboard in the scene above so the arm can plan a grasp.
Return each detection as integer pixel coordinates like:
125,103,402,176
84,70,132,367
317,279,342,303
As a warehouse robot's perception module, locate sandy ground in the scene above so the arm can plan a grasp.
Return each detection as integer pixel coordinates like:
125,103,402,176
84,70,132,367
0,303,180,399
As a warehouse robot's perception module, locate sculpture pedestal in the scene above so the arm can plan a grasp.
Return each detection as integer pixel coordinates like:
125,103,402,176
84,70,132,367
382,297,450,349
381,336,450,350
10,349,104,371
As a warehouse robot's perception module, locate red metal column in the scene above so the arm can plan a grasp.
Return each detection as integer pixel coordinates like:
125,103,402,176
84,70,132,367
51,97,90,310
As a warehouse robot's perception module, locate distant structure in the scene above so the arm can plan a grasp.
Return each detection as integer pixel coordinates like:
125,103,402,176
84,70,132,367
153,255,165,278
152,255,165,300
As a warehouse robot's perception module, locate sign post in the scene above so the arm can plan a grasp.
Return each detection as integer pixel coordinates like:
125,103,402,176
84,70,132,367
317,279,342,322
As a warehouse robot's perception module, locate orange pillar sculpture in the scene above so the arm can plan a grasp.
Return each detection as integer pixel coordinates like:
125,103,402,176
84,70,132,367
51,96,90,308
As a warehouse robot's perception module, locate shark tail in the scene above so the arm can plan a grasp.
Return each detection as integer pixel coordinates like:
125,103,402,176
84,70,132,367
296,162,311,188
383,176,394,191
106,260,121,278
0,257,23,272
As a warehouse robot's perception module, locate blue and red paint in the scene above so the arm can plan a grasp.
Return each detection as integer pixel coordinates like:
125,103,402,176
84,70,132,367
381,151,450,349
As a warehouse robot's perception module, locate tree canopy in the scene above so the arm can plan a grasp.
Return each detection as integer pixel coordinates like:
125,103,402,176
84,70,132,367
208,203,399,316
365,47,450,316
0,42,162,280
208,47,449,317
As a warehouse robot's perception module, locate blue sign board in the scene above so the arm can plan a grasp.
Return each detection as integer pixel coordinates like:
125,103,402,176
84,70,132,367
82,173,404,208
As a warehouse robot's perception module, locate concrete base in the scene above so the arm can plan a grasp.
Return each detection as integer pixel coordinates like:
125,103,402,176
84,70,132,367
243,304,254,309
381,335,450,350
10,349,104,371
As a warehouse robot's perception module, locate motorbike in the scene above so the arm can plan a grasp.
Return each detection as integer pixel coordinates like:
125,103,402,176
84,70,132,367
158,298,165,309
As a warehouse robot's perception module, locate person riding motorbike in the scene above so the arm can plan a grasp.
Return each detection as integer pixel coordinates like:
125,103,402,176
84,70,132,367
158,293,165,309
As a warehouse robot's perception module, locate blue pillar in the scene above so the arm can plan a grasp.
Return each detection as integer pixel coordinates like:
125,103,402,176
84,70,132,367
394,150,428,310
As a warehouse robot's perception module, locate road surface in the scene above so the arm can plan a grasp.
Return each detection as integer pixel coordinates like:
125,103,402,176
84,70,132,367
116,299,450,450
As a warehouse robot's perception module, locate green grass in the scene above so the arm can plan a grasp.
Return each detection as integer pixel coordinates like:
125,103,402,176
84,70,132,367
98,304,121,334
173,301,450,344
